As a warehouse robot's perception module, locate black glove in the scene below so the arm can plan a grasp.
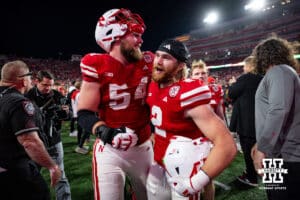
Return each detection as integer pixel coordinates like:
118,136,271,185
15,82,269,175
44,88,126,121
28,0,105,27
95,125,126,144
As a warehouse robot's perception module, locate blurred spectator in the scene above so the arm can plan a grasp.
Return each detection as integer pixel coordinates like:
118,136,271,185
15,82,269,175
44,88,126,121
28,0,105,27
72,81,90,154
251,36,300,200
25,70,72,200
228,56,262,187
191,59,225,121
66,80,77,137
53,81,62,91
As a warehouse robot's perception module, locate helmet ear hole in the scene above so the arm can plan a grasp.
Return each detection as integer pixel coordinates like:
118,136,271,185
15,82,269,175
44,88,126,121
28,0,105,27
106,29,113,36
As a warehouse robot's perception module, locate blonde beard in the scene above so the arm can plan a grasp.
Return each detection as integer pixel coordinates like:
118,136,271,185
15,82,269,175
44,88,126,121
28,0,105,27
152,67,177,84
131,48,143,61
121,42,143,62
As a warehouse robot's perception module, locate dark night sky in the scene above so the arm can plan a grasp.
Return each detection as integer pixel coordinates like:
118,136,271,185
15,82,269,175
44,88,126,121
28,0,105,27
0,0,245,59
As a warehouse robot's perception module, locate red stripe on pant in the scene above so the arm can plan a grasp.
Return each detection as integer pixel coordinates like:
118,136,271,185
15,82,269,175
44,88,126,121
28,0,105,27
93,139,101,200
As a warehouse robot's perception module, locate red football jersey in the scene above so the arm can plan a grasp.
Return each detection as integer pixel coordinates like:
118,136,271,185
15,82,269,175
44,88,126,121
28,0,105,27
71,89,79,101
80,52,154,144
208,83,223,112
146,79,212,165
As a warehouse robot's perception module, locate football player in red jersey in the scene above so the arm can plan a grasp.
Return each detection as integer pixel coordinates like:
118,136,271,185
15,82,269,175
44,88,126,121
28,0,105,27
191,60,225,122
77,8,154,200
146,39,236,199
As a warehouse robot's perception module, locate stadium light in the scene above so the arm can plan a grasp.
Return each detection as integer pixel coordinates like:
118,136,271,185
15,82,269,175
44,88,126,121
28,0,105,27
203,11,219,24
245,0,266,11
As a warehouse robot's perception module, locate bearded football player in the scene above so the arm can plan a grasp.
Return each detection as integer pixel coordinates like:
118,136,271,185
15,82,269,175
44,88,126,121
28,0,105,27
146,39,237,200
77,8,154,200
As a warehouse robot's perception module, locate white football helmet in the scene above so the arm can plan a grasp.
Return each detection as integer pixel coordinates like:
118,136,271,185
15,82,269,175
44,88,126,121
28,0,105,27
95,8,145,52
163,136,212,178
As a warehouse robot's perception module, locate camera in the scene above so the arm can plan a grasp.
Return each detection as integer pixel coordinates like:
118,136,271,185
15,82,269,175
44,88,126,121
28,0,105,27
43,97,69,120
59,97,68,106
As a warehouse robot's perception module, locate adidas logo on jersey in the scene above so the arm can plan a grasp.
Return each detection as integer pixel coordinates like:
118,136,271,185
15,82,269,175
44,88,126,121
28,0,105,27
142,65,148,71
163,97,168,102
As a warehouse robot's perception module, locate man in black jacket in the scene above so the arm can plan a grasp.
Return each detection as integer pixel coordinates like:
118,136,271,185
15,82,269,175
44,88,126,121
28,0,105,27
229,56,263,187
0,61,61,200
26,70,71,200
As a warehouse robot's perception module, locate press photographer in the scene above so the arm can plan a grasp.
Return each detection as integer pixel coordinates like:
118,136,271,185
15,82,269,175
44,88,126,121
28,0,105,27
25,70,71,200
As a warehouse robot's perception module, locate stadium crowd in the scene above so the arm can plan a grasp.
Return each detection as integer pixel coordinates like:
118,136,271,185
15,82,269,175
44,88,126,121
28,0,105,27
0,55,244,92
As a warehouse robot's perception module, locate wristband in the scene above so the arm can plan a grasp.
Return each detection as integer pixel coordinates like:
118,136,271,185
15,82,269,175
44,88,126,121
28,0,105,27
190,169,210,191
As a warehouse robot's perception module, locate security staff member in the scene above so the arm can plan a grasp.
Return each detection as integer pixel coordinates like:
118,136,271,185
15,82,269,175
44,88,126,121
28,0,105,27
25,70,71,200
0,60,61,200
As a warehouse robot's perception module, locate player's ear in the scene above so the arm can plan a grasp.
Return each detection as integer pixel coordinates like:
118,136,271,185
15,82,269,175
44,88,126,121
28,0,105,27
14,77,25,88
176,62,185,73
175,62,187,80
178,62,184,69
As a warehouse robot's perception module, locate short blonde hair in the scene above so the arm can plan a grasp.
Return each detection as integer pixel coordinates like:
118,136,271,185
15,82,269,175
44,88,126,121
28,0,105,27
74,80,82,89
191,59,207,73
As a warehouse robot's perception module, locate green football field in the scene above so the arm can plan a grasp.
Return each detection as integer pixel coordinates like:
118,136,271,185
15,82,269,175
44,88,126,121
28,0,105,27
42,122,267,200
